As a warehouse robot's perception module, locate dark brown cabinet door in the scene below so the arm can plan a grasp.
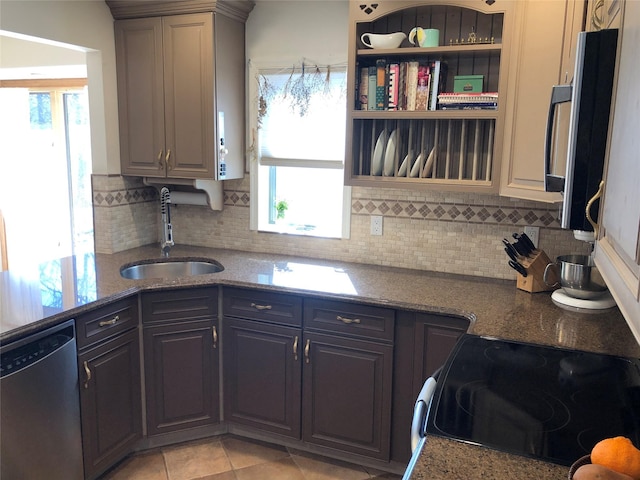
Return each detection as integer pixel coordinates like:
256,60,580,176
144,319,219,436
390,312,469,463
223,317,301,438
411,315,468,392
78,328,142,480
302,331,393,461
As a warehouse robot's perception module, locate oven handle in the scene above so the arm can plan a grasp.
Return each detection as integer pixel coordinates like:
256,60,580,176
410,376,438,452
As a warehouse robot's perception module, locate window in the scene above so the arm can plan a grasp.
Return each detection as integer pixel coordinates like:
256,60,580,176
249,64,351,239
0,83,93,270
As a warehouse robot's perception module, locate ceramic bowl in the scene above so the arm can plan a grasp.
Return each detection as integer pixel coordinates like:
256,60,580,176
360,32,406,49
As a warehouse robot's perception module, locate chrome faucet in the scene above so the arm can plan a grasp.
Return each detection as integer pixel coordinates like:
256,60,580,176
160,187,174,257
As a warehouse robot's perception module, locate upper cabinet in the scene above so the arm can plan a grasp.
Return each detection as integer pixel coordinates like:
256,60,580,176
499,0,584,202
108,0,253,180
594,0,640,345
345,0,515,193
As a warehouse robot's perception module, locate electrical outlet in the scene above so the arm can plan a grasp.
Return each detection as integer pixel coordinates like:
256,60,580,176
371,215,383,236
524,226,540,248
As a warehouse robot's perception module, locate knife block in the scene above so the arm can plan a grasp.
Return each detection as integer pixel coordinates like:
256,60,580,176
516,249,558,293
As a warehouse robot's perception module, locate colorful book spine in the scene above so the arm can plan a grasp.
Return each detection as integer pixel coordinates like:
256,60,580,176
428,61,441,111
387,63,399,111
375,59,386,110
367,65,377,111
415,64,430,110
406,61,419,111
398,62,407,111
358,66,369,110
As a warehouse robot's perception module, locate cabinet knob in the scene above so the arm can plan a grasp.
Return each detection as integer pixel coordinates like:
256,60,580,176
157,150,164,169
293,335,299,361
212,326,218,348
165,149,172,170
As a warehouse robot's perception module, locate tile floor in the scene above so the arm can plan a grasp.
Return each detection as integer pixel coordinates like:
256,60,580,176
101,435,403,480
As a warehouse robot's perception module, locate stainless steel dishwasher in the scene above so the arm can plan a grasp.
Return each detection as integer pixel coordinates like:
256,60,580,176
1,319,84,479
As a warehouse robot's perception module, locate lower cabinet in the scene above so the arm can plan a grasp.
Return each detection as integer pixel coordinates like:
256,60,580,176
223,317,302,438
302,331,393,460
142,287,220,436
76,297,142,480
391,311,469,463
73,285,470,477
223,289,395,461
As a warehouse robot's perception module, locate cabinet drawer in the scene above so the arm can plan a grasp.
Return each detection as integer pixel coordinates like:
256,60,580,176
303,298,394,342
222,287,302,327
76,296,139,350
142,287,218,324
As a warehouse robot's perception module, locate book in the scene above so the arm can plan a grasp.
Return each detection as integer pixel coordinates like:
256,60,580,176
398,62,407,110
367,65,377,111
358,66,369,110
375,59,386,110
437,92,498,110
415,64,431,110
406,61,419,111
428,60,448,111
387,63,399,111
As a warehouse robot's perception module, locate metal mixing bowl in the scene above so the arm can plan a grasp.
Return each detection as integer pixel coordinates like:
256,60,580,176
555,254,608,299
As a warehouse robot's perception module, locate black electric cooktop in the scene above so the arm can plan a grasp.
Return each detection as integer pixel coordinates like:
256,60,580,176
426,334,640,466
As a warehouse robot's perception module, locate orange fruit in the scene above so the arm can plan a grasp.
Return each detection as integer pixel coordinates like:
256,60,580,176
591,436,640,480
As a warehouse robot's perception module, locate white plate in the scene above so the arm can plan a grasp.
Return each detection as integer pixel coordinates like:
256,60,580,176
372,130,387,176
384,129,398,176
410,153,423,177
422,147,435,178
398,152,410,177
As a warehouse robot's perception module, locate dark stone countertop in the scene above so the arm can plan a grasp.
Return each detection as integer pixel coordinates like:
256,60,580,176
2,244,638,478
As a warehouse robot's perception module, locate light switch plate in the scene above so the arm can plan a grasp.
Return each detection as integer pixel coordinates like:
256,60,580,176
371,215,383,236
524,226,540,248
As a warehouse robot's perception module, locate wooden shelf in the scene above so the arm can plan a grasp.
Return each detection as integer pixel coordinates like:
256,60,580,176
357,43,502,57
351,110,500,120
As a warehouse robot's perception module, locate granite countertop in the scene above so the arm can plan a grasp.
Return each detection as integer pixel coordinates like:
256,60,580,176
1,244,639,479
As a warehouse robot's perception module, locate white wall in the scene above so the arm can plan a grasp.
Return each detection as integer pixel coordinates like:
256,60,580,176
246,0,348,65
0,0,120,175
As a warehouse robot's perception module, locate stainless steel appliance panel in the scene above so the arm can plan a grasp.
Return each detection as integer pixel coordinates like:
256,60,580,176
1,319,84,479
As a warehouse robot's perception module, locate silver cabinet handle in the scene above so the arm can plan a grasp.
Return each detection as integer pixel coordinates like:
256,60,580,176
304,339,311,364
250,303,272,311
212,326,218,349
293,335,299,361
83,361,91,389
337,315,360,324
99,315,119,327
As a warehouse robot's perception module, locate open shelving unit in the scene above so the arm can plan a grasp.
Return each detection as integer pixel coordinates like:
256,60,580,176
345,1,515,192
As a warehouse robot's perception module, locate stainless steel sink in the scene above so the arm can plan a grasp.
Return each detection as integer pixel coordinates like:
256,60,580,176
120,257,224,280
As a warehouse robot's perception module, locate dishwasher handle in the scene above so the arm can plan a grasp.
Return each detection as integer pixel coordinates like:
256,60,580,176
410,376,437,453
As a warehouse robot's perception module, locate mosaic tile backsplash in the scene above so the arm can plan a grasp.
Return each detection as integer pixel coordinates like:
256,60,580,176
92,174,591,280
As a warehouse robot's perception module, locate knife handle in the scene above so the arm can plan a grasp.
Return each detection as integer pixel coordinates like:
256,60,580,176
504,247,517,262
503,239,521,259
520,233,537,252
509,260,528,277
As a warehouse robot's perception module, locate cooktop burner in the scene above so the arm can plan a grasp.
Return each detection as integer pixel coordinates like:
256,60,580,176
426,335,640,466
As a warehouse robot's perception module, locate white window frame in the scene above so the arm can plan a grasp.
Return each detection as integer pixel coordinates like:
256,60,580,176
247,61,351,239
